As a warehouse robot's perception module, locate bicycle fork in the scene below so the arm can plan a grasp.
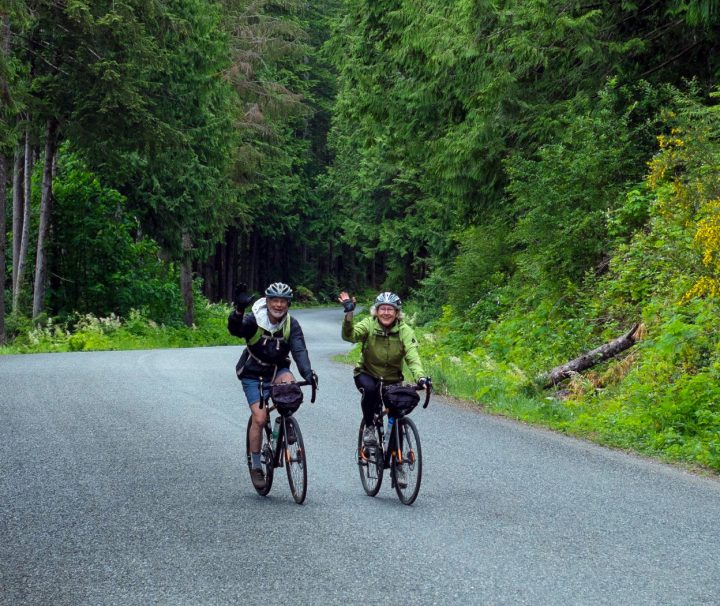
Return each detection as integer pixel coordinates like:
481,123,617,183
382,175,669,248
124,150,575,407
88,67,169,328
378,417,403,481
359,417,407,478
271,416,301,469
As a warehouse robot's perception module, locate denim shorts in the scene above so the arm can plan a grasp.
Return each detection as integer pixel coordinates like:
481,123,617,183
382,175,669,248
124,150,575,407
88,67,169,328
241,370,293,406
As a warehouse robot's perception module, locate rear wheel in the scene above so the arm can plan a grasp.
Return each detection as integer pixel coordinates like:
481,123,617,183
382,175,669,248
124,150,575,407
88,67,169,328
357,420,383,497
392,417,421,505
284,416,307,504
246,416,274,496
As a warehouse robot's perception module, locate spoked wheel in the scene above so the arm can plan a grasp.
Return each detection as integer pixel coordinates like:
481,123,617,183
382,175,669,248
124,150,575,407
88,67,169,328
284,416,307,504
357,420,383,497
392,417,422,505
246,416,274,496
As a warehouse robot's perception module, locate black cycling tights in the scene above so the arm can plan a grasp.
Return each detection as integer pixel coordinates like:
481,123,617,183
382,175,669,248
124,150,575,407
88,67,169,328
354,372,382,426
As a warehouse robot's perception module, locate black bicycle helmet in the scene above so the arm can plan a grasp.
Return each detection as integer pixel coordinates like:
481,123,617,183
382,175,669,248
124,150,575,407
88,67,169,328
374,291,401,310
265,282,293,300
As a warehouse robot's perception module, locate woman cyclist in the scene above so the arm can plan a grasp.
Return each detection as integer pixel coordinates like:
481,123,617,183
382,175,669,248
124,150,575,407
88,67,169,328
338,291,431,449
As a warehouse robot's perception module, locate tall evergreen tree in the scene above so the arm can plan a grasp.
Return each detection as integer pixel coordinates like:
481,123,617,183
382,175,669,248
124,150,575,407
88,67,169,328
0,12,10,343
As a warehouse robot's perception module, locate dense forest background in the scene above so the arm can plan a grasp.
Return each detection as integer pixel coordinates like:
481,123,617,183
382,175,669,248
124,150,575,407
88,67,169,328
2,1,720,470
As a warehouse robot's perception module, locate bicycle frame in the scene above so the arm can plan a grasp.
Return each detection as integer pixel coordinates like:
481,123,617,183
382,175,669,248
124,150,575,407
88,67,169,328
258,377,316,469
366,383,431,481
246,375,317,504
374,413,396,472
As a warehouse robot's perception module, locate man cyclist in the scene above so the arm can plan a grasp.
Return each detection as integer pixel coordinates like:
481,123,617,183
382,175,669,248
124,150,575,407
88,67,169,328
229,282,316,490
338,291,430,484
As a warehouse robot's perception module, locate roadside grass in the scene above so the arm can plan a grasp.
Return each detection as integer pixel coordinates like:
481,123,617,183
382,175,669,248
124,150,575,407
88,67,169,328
1,300,334,355
336,322,720,475
0,304,237,354
417,327,720,475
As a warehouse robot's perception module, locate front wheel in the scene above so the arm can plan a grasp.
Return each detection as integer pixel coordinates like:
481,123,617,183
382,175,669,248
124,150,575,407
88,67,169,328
357,420,383,497
392,417,422,505
284,416,307,504
246,416,274,496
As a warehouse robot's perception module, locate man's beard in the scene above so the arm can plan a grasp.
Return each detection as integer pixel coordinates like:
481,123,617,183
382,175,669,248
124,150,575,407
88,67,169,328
268,310,287,323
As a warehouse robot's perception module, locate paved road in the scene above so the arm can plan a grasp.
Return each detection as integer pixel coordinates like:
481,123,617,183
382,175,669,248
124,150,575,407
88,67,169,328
2,307,720,605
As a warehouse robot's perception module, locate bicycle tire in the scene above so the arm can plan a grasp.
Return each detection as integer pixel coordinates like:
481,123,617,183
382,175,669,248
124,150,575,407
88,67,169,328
284,416,307,504
246,415,274,496
392,417,422,505
357,420,383,497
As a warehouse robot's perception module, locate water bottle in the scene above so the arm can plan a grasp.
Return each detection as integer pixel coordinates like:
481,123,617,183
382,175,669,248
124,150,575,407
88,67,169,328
272,417,281,449
383,416,394,450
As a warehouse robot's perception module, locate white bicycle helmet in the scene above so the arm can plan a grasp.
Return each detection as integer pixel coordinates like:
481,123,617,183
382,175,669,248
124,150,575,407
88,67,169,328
265,282,293,300
374,291,402,310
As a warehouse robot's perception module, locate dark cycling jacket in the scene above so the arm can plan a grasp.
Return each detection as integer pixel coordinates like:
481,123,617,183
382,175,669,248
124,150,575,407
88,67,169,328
228,310,312,382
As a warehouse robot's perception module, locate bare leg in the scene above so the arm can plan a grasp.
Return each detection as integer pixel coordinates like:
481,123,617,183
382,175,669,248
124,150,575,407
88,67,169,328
248,401,267,453
248,371,295,452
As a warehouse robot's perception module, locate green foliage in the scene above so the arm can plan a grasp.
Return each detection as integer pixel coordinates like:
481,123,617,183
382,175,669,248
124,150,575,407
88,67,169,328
669,0,720,26
418,85,720,472
324,0,720,295
293,285,318,304
563,298,720,468
607,185,654,243
0,301,236,354
49,152,185,325
505,84,645,288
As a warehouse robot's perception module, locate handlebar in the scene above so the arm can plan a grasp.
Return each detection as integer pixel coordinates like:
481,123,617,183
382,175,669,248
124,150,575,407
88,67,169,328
414,382,432,409
295,375,318,404
258,373,318,409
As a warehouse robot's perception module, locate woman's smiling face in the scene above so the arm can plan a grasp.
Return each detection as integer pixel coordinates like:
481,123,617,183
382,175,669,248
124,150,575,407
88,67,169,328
376,304,398,327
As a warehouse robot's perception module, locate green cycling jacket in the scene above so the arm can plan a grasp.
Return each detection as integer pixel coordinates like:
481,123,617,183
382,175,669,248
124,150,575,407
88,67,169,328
342,315,425,383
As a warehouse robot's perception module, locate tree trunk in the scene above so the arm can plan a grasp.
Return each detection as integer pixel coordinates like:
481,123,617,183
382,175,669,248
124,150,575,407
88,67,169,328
13,127,33,312
181,259,194,326
0,14,10,343
12,147,23,295
213,239,228,301
541,323,642,387
32,119,58,319
225,228,237,303
181,232,194,327
248,231,258,293
199,253,215,302
0,153,7,343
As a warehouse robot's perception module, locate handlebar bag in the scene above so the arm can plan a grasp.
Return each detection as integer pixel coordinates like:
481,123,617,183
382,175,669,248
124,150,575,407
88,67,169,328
271,382,303,416
382,384,420,418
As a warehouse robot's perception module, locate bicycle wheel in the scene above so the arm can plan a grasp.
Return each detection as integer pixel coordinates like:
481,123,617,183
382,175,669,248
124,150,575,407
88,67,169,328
284,416,307,504
357,420,383,497
245,416,274,496
392,417,422,505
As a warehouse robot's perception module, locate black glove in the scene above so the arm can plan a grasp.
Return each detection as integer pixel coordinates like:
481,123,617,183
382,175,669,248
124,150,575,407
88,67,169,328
232,283,254,310
417,377,432,389
311,371,319,389
341,299,356,313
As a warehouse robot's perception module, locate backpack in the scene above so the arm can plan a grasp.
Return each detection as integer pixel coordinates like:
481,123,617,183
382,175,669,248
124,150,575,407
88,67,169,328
247,313,292,347
235,314,292,380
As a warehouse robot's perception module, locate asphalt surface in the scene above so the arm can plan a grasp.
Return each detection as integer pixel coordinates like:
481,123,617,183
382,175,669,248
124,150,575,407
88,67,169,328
2,307,720,605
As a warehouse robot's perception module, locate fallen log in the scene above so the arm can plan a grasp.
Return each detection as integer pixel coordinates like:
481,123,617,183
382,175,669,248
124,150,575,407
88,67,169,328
542,323,642,388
